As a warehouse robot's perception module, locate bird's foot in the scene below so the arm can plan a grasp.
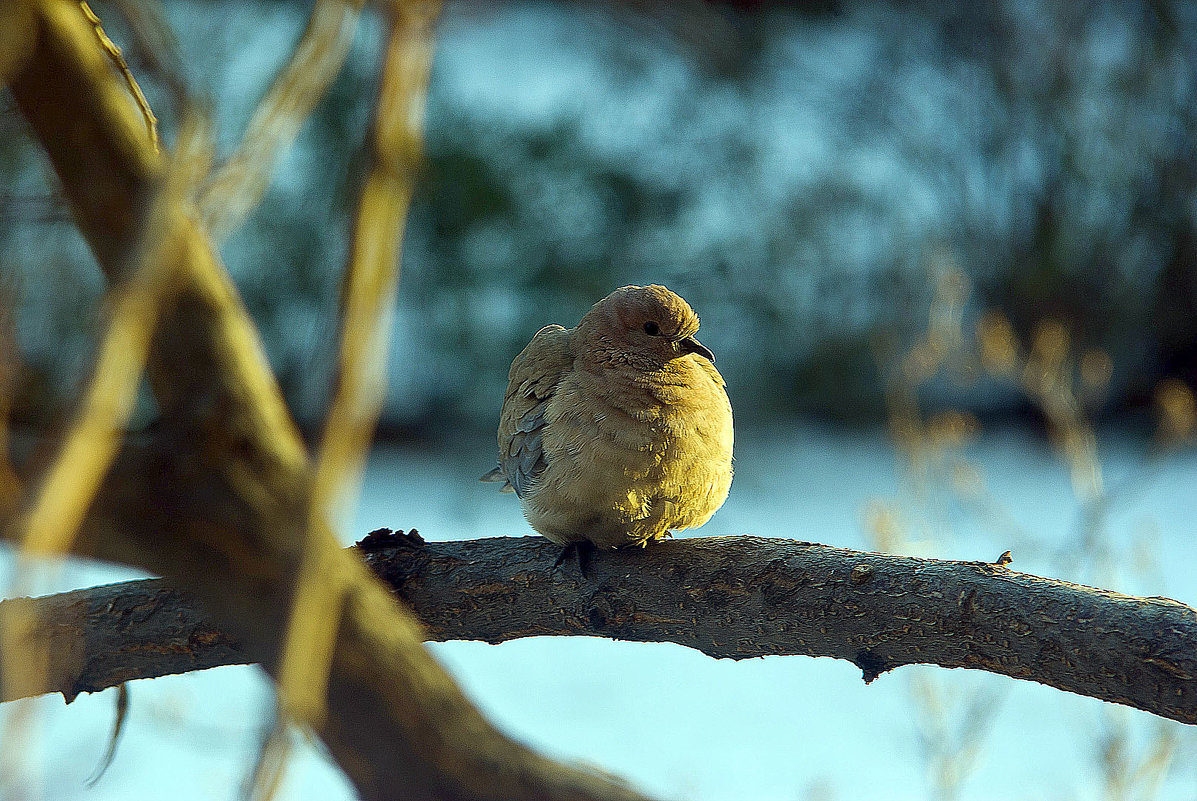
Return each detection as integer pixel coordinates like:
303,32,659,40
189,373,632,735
553,541,597,578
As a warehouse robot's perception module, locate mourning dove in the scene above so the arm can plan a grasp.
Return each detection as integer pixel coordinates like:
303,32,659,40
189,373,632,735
482,285,733,549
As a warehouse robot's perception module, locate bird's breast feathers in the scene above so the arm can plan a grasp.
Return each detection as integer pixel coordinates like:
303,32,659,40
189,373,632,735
526,356,733,533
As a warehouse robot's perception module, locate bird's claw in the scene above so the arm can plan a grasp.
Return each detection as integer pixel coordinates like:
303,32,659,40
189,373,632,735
355,527,425,552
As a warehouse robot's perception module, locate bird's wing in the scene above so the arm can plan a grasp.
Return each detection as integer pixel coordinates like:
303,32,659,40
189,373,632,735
493,324,573,498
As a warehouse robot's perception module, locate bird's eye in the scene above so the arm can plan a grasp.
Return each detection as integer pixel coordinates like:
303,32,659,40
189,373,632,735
643,321,660,336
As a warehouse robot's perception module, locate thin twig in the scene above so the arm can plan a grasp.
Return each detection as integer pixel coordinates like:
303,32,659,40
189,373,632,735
197,0,363,241
277,0,440,729
81,0,158,151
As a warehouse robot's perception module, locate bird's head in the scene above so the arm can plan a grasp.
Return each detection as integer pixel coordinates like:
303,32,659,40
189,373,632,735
578,284,716,367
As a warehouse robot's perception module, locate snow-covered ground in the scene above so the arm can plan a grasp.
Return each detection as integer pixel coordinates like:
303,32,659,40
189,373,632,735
2,424,1195,800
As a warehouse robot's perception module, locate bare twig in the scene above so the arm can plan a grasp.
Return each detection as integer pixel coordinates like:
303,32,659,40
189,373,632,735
197,0,363,240
109,0,191,109
80,0,159,151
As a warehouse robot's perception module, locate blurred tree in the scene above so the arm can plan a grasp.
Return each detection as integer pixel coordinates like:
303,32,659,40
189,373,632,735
2,0,1194,431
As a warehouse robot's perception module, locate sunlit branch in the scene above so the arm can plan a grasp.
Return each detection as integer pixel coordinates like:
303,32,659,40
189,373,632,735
280,0,437,730
3,534,1195,727
7,3,661,799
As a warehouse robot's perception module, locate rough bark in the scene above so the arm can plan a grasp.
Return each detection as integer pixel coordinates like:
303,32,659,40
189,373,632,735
5,533,1195,726
0,578,244,703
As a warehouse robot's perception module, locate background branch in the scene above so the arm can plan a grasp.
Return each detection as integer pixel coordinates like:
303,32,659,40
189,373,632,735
5,534,1195,725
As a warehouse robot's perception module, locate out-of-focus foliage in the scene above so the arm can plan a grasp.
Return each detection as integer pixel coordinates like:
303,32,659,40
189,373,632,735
866,256,1196,801
3,0,1195,431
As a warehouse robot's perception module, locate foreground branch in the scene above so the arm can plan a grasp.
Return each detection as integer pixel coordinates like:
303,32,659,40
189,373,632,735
8,4,653,799
6,535,1196,725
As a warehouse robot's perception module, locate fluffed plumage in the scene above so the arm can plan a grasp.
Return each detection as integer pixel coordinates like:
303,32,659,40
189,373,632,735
483,285,733,548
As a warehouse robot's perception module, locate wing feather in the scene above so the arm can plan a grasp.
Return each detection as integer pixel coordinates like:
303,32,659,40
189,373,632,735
492,324,573,499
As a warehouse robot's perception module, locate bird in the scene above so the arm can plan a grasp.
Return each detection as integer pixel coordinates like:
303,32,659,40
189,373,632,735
481,284,733,550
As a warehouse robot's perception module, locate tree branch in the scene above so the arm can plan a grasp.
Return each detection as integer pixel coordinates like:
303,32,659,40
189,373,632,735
7,4,655,800
6,534,1195,725
0,577,245,703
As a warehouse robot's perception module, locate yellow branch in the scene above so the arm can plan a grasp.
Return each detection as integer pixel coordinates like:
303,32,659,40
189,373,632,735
9,2,657,799
279,0,438,731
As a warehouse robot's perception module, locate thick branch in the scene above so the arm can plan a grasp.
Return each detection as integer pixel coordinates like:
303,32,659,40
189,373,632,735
0,577,245,702
7,5,652,800
6,535,1196,725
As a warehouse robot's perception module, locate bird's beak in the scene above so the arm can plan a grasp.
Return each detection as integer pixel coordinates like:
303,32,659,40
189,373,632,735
678,335,715,362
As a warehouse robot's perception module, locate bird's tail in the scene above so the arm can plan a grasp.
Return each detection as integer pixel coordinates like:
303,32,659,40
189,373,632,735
479,466,516,493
